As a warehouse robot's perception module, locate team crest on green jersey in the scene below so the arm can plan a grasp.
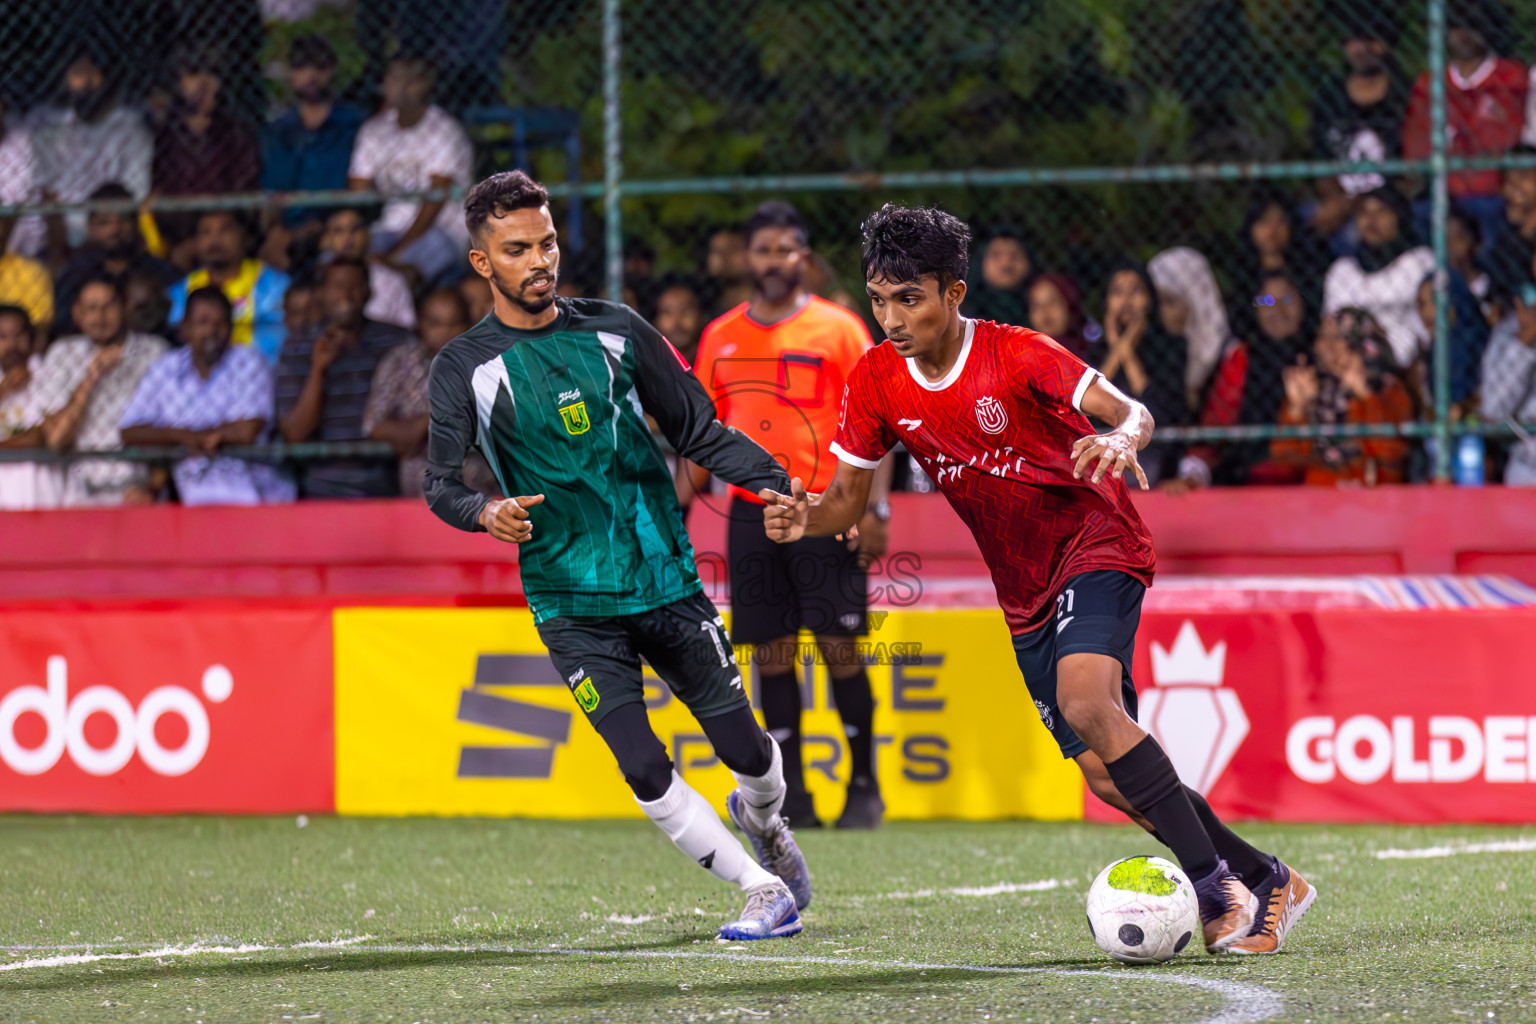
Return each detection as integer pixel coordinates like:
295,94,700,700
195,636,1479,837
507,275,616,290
559,401,591,435
574,678,600,713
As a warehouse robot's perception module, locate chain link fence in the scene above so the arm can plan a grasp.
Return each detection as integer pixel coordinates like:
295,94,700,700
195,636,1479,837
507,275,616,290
610,0,1536,486
1,0,1536,496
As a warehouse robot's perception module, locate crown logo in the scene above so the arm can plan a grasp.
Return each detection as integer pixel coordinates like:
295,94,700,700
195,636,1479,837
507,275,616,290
1150,621,1226,687
1142,621,1246,794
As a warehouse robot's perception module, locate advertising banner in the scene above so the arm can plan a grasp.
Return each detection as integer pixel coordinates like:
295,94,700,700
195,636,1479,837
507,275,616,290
0,608,334,812
1085,610,1536,825
8,600,1527,823
334,607,1081,819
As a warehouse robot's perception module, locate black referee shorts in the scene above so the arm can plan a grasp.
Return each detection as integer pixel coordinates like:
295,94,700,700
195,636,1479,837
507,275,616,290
726,494,869,645
535,591,750,728
1011,569,1145,760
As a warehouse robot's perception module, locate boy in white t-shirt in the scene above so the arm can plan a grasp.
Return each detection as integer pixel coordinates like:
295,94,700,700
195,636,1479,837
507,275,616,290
347,55,473,285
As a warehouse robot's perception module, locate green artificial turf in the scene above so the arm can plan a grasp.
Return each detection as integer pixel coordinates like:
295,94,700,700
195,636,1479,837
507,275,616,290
1,816,1533,1022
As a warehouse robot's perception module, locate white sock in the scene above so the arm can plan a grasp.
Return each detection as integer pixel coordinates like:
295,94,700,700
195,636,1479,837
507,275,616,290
637,771,777,892
731,737,786,834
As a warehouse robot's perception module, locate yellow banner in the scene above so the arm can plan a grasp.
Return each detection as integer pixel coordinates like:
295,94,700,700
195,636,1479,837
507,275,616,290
334,607,1082,820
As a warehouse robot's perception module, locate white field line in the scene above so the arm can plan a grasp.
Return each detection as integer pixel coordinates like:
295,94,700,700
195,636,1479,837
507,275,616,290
885,877,1071,899
0,944,271,971
0,941,1283,1024
1374,838,1536,860
0,936,374,970
293,935,376,948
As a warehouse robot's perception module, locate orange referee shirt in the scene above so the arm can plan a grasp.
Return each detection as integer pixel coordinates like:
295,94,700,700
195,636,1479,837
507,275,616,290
693,295,873,500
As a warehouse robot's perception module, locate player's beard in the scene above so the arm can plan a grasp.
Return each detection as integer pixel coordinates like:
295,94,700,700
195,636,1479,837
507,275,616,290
494,264,560,315
754,266,802,304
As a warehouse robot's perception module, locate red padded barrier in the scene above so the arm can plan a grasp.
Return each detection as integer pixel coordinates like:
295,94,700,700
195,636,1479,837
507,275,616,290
1,486,1534,600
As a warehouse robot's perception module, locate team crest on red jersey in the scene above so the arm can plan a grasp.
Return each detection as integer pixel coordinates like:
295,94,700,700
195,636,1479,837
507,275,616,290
974,395,1008,434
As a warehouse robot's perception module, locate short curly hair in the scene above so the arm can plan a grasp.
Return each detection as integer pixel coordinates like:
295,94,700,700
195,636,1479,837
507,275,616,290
860,203,971,290
184,285,233,323
464,171,550,245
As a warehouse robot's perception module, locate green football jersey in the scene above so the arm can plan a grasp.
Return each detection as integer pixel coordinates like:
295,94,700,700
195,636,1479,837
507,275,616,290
426,298,791,622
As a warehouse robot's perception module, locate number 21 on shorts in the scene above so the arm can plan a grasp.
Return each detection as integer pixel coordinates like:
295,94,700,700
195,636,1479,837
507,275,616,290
1056,588,1075,631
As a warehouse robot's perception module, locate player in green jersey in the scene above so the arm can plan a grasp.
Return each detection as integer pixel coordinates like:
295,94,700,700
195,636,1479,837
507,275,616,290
424,172,809,940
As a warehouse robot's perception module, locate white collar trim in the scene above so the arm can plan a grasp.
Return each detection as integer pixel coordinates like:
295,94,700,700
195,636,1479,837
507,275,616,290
1449,56,1496,90
905,318,975,391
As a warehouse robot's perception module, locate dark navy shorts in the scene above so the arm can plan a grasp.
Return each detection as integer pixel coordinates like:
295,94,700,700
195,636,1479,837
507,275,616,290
536,591,750,728
1011,570,1145,759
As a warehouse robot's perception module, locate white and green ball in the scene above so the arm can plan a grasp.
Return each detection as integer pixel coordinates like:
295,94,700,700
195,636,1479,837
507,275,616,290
1085,855,1200,964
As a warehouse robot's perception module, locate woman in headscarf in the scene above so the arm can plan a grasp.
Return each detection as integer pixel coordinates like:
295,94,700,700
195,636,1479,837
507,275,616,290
1086,262,1189,485
1412,271,1490,412
1167,271,1317,489
1148,246,1235,400
1268,308,1414,486
1321,184,1435,369
962,226,1036,326
1026,272,1088,360
1232,186,1327,341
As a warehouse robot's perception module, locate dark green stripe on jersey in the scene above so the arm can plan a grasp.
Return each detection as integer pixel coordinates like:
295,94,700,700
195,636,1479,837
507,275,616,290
425,297,791,623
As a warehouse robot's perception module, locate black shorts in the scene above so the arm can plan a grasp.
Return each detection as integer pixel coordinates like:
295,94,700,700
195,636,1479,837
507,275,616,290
1011,569,1145,760
727,494,868,645
535,591,749,728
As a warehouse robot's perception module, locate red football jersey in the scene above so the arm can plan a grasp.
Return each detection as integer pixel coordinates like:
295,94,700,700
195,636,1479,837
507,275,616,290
832,318,1156,635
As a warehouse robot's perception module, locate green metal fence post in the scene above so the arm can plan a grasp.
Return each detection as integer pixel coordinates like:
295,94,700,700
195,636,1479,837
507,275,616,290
1428,0,1452,482
602,0,623,303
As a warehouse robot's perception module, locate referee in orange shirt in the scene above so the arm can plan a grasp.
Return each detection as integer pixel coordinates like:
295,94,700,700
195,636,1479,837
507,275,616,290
678,201,893,828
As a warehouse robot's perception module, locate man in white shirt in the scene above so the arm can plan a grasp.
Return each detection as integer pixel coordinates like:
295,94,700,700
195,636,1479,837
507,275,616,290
28,54,153,248
347,55,472,285
29,275,168,506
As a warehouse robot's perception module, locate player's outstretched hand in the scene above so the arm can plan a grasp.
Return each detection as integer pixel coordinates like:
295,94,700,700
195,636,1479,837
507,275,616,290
759,477,809,544
479,494,546,543
1071,432,1149,490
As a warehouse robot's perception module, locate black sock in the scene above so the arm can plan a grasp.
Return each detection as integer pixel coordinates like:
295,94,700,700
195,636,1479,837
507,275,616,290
1104,735,1220,881
1184,786,1274,888
831,668,876,783
758,669,806,792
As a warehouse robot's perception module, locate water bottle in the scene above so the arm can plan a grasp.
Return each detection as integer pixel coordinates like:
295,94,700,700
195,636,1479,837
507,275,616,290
1454,430,1485,487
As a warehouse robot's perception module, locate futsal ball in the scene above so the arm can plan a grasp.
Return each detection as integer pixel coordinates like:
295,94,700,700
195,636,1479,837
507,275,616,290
1085,855,1200,964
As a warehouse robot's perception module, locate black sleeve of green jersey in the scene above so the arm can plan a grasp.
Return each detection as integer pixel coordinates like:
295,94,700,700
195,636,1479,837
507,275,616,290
423,343,489,532
627,307,793,495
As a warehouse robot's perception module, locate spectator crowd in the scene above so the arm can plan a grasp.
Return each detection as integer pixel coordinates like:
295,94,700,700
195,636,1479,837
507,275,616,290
4,4,1536,508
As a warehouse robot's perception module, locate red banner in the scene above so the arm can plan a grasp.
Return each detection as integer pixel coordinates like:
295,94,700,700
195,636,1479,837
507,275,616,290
0,608,334,812
1085,610,1536,824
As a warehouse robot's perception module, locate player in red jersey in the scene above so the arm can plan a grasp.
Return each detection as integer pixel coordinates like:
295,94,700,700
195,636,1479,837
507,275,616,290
761,204,1316,955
